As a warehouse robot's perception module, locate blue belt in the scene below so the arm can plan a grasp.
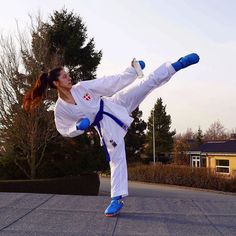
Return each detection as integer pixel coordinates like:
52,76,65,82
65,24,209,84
91,99,128,161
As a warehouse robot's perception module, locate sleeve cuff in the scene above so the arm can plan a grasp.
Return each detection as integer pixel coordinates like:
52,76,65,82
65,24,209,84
68,123,85,137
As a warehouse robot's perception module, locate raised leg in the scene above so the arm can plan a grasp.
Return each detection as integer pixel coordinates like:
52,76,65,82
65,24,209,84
109,62,176,114
109,53,200,114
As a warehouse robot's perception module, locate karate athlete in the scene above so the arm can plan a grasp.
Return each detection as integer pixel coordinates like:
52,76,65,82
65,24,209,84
24,53,200,217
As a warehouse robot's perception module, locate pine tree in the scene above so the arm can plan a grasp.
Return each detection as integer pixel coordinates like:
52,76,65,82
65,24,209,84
145,98,175,163
125,107,147,163
45,9,102,82
196,126,204,146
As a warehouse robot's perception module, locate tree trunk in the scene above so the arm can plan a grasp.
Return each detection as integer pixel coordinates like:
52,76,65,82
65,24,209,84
30,152,36,179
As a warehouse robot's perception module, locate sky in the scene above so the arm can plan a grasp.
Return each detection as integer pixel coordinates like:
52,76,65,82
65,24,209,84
0,0,235,134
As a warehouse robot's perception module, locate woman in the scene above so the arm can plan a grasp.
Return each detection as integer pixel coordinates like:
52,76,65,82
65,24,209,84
24,53,200,217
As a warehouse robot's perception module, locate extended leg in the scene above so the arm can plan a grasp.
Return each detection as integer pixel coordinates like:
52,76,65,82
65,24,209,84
109,53,200,114
109,62,175,114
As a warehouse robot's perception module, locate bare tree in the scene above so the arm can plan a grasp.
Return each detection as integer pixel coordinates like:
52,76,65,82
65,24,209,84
204,121,227,141
172,134,190,165
182,128,194,140
225,128,236,140
0,16,59,179
0,9,103,179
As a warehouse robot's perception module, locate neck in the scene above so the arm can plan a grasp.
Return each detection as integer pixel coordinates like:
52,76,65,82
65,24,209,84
57,88,72,101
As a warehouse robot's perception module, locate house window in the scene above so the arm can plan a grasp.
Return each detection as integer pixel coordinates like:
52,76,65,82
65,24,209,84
192,156,200,167
215,159,230,173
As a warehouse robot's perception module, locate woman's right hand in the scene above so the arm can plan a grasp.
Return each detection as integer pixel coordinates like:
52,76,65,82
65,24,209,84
76,118,90,130
131,58,145,78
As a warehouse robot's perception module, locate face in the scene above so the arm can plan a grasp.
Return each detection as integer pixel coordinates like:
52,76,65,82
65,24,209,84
53,69,72,90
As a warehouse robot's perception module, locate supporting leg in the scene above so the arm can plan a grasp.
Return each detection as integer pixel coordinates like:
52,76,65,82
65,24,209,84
108,139,128,198
104,139,127,217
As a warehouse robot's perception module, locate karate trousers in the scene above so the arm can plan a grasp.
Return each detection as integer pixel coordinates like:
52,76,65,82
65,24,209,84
107,62,176,198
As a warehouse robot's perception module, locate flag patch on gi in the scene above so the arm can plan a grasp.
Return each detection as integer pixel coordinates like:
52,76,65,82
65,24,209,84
83,93,92,101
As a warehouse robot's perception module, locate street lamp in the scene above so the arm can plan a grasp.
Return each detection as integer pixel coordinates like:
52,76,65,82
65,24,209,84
153,109,156,165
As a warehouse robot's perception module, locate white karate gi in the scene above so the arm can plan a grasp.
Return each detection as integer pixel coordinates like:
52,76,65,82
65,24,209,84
54,62,176,198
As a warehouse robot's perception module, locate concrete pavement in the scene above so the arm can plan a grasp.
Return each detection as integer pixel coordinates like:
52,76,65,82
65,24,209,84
0,176,235,235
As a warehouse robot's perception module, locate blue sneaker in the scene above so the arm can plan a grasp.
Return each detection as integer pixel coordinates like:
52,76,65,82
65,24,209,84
171,53,200,72
104,197,124,217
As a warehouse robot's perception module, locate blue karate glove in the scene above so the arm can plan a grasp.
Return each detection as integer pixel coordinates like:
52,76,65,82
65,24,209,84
76,118,90,131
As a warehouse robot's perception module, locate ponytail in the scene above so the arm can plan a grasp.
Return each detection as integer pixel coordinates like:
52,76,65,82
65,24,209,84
23,67,63,112
23,73,49,112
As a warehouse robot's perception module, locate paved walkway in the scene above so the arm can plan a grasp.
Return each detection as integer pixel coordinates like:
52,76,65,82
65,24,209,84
0,177,235,235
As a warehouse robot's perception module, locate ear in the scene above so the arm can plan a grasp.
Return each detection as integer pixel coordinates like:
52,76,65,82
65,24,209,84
53,80,59,88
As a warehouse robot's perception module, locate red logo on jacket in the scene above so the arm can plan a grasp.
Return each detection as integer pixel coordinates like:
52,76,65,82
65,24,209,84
83,93,92,101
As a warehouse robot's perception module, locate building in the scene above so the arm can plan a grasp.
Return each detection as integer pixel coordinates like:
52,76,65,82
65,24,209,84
188,139,236,176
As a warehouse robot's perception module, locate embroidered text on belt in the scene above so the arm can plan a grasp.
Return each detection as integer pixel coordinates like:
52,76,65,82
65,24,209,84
91,99,128,161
